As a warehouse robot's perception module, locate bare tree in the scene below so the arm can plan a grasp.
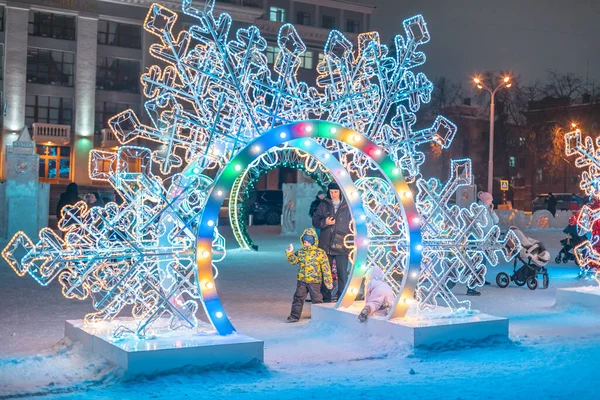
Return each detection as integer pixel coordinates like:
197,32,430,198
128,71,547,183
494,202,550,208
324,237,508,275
539,70,585,101
429,76,464,115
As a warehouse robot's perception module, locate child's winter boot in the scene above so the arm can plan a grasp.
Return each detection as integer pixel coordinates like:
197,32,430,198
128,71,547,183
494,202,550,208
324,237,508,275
358,307,369,323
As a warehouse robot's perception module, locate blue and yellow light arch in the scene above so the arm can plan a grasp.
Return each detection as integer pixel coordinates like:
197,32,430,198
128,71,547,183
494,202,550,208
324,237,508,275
195,121,423,335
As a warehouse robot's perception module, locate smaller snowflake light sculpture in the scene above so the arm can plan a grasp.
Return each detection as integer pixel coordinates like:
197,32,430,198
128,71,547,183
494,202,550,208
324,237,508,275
565,129,600,282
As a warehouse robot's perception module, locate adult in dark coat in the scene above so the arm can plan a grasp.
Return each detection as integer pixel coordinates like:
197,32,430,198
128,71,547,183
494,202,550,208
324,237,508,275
56,182,80,217
312,182,352,301
309,191,325,218
546,193,557,217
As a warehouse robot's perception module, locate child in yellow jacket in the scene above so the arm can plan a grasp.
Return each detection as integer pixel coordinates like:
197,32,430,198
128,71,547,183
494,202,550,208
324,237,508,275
285,228,333,322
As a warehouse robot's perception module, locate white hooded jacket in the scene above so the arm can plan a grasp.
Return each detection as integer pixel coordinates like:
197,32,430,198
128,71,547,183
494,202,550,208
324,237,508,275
364,265,395,315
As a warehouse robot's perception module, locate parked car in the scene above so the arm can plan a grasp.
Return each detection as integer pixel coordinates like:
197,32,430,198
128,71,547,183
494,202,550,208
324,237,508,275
532,193,584,212
247,190,283,225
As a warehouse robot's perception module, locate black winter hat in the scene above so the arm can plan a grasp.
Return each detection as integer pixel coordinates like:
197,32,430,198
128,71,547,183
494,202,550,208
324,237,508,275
327,182,340,191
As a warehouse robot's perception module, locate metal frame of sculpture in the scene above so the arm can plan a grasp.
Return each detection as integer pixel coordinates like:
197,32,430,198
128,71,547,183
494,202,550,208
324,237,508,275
565,129,600,282
2,0,520,338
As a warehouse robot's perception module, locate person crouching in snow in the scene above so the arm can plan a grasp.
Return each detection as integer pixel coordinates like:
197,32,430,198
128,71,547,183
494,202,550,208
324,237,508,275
286,228,333,323
358,265,395,323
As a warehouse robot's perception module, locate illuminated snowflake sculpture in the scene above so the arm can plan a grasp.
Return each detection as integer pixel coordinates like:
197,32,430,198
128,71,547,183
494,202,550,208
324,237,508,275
565,129,600,282
2,0,519,337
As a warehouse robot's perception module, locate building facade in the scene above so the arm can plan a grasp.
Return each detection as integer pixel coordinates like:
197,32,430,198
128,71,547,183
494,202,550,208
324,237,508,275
0,0,374,202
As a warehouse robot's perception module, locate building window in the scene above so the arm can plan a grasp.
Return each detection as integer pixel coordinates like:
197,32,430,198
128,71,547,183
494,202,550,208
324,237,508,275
509,156,516,167
318,53,325,64
28,11,76,40
299,51,313,69
0,44,4,81
266,45,277,64
37,145,71,182
95,101,140,132
0,7,5,32
346,19,360,33
519,136,526,146
536,168,543,183
98,20,142,49
27,48,75,86
269,7,285,22
25,95,73,127
322,15,336,29
297,12,311,26
96,57,140,93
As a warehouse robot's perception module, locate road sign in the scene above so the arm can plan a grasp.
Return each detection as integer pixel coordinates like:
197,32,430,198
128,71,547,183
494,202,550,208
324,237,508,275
500,180,509,191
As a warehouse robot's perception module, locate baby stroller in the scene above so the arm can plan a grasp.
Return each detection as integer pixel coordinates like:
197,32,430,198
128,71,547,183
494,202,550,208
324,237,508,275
497,227,551,290
555,213,585,264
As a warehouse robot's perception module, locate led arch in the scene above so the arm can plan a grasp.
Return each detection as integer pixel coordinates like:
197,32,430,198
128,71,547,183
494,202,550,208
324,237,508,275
229,146,332,251
196,121,423,335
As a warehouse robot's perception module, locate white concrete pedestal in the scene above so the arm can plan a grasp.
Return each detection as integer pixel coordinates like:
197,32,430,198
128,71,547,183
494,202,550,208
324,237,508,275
555,286,600,309
65,319,264,376
312,302,508,348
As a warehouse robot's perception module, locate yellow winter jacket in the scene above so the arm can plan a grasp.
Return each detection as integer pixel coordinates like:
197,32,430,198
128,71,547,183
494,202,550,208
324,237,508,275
286,228,333,286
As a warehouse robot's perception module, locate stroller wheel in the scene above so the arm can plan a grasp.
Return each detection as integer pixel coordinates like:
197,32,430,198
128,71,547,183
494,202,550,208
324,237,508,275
496,272,510,288
542,273,549,289
526,276,538,290
555,255,562,264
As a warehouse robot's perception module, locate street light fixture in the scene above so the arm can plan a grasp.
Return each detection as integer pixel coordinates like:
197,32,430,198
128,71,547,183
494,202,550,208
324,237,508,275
473,75,512,193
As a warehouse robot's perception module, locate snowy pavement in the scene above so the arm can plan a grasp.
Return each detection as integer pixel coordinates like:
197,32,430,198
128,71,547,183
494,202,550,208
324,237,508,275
1,227,599,399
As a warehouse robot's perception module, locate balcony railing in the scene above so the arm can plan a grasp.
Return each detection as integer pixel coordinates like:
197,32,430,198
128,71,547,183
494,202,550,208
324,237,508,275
32,123,71,145
101,128,120,148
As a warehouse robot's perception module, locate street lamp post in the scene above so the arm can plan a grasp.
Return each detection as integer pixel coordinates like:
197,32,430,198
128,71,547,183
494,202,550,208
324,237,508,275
473,76,512,194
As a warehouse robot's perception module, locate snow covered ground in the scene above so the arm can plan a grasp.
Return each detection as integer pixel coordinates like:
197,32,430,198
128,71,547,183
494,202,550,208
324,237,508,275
1,227,599,399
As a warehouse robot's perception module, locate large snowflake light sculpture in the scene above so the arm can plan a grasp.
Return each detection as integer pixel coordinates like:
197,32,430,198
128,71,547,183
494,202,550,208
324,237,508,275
565,129,600,282
2,0,519,337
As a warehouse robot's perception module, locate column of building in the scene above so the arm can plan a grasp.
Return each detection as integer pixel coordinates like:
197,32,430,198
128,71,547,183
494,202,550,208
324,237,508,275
73,14,98,186
1,5,29,179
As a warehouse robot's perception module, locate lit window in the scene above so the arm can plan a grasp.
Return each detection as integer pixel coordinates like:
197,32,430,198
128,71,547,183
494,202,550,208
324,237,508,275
536,168,543,183
299,51,313,69
519,137,526,146
37,145,71,182
269,7,285,22
509,156,516,167
318,53,325,64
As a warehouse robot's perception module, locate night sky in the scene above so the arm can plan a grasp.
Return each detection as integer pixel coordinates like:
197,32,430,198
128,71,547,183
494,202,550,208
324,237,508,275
371,0,600,90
